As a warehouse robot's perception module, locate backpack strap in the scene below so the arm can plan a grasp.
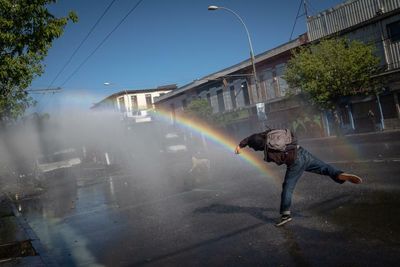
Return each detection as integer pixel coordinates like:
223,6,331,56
263,129,272,161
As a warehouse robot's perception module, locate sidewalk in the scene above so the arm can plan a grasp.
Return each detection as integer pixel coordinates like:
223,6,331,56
0,188,57,266
0,163,113,266
299,129,400,162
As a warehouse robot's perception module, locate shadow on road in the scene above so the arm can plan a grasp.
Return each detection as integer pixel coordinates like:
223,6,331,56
195,204,312,267
194,204,275,224
326,190,400,245
131,222,267,266
279,227,312,267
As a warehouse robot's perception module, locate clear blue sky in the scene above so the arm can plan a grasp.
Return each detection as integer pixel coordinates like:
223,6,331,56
30,0,345,113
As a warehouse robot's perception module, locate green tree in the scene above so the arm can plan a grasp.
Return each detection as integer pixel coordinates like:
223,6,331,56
184,99,214,122
184,98,251,128
0,0,77,123
284,38,381,110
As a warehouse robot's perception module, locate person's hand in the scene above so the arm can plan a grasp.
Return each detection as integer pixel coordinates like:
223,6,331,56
234,145,241,154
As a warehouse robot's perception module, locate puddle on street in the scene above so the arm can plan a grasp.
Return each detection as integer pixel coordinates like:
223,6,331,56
327,190,400,244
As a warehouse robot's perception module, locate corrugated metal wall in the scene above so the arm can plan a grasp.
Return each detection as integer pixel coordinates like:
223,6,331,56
307,0,400,41
307,0,400,70
388,39,400,69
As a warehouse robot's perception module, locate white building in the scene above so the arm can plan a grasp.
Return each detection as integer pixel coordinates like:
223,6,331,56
91,84,177,117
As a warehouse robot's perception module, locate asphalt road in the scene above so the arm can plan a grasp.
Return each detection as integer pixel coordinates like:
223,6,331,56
14,152,400,267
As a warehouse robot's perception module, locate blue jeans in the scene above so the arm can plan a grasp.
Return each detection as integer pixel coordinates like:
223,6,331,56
280,147,344,215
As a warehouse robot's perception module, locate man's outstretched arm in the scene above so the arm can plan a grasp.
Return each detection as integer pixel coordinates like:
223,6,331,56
234,145,241,154
235,137,249,154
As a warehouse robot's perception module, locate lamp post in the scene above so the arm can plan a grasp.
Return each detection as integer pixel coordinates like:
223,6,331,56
208,5,260,100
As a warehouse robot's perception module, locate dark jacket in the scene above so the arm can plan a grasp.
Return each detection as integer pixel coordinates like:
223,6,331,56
238,131,297,166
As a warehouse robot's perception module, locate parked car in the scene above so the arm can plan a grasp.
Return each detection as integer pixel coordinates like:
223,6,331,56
35,148,81,178
129,110,152,123
164,133,188,153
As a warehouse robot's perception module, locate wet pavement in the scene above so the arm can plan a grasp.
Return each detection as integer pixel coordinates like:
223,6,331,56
1,126,399,266
6,156,400,267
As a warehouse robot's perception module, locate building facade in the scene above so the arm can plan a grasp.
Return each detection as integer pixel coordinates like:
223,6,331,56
91,84,177,117
307,0,400,132
155,0,400,137
155,34,309,135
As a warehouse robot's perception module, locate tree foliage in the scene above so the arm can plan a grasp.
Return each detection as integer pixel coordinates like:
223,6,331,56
0,0,77,122
184,98,249,127
184,99,214,122
284,38,381,110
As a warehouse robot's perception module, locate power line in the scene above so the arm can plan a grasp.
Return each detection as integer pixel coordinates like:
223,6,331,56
29,92,62,95
46,0,118,89
37,0,117,112
59,0,145,88
27,87,62,92
27,88,62,95
289,0,305,41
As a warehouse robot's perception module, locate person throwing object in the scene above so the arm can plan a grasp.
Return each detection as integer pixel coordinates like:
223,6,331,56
234,129,362,227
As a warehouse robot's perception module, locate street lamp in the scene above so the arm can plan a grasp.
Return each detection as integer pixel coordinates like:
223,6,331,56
208,5,260,100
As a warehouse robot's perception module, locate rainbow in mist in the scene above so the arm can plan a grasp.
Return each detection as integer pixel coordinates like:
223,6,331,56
154,109,275,178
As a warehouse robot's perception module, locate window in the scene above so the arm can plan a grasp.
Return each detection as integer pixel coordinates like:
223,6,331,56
145,94,152,108
276,64,288,96
258,73,267,101
380,93,397,119
182,99,187,108
229,86,237,109
241,82,250,106
206,93,211,105
272,71,279,97
216,89,225,112
131,95,138,110
339,106,350,125
170,103,176,124
264,70,276,99
118,97,125,112
387,20,400,42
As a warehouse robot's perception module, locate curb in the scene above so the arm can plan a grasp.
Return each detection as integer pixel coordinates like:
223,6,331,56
4,192,59,267
299,129,400,143
326,158,400,164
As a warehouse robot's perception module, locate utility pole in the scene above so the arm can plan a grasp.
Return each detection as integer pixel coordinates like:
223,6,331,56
303,0,309,18
289,0,310,41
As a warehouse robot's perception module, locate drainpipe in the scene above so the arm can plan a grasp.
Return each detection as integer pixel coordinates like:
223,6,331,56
376,93,385,130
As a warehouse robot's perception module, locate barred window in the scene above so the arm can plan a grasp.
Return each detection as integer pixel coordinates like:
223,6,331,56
387,20,400,42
